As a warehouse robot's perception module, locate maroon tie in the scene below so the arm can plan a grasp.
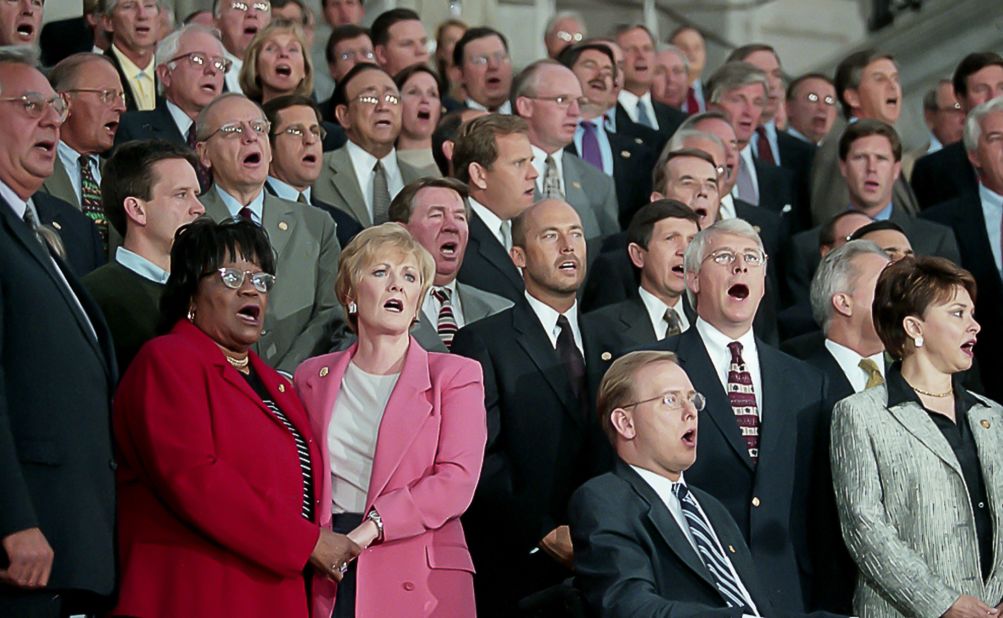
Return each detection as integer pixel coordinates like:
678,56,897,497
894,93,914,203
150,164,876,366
685,86,700,115
238,207,253,221
727,341,760,461
755,126,775,165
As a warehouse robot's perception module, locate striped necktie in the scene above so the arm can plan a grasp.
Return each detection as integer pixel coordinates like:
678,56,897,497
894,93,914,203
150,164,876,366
673,483,751,610
663,307,683,339
431,287,458,350
372,160,391,224
543,155,563,199
727,341,760,461
79,154,108,250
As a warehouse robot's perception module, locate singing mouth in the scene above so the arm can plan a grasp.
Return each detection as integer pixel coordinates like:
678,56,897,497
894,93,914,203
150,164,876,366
728,284,749,300
681,427,696,447
558,259,578,273
275,64,292,77
237,304,262,323
440,241,458,257
383,298,404,313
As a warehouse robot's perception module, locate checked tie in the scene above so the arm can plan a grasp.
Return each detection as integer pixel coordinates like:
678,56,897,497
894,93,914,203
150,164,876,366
431,287,458,350
727,341,760,461
543,155,563,199
79,155,108,250
663,307,683,339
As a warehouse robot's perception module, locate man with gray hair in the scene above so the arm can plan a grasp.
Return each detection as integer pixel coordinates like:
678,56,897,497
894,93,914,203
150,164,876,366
613,24,686,140
640,217,827,612
651,45,689,110
544,11,585,59
102,0,161,112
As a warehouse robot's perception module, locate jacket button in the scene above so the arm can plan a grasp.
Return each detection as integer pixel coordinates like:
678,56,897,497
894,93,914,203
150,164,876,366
403,582,415,591
751,497,760,507
108,459,118,471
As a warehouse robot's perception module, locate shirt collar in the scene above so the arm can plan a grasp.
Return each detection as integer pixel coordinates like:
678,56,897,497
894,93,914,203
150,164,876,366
603,108,617,132
531,144,563,179
786,127,814,144
214,184,265,222
115,246,170,284
630,464,686,499
112,43,155,77
346,139,399,177
979,182,1003,210
428,278,459,300
884,361,981,411
638,285,682,321
165,99,194,137
267,175,307,202
719,193,737,220
57,140,86,172
928,134,944,153
467,98,511,114
824,337,884,376
524,291,578,337
618,89,650,109
468,196,506,244
695,316,756,354
0,178,28,217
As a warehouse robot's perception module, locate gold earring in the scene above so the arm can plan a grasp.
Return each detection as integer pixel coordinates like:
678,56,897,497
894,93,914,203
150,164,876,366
187,306,196,322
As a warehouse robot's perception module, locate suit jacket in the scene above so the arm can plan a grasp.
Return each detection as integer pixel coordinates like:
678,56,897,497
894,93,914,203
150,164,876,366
615,99,686,148
294,340,486,618
412,282,513,353
570,460,784,618
566,128,657,229
0,195,116,596
262,181,363,248
831,384,1003,617
912,141,978,210
114,101,187,147
534,151,620,240
34,191,105,276
641,327,828,611
311,145,440,227
39,16,93,67
104,46,160,113
201,189,346,372
776,130,816,232
753,157,797,221
40,155,122,261
112,320,323,618
456,211,524,303
583,294,695,372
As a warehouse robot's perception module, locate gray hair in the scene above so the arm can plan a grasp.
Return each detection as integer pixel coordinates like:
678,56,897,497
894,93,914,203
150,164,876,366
658,44,690,75
0,45,40,96
545,11,586,38
667,128,724,154
963,95,1003,153
511,58,565,111
102,0,160,17
155,24,224,94
194,92,264,141
678,109,731,133
705,61,769,104
682,218,765,307
809,239,888,333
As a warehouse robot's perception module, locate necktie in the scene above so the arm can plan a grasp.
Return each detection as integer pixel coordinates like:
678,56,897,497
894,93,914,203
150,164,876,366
186,124,213,191
636,100,655,129
663,307,683,339
673,483,751,609
372,160,391,224
754,126,775,165
579,121,603,171
431,287,458,350
22,207,47,249
543,155,563,199
556,314,586,402
238,207,254,221
297,191,309,205
79,155,108,250
500,220,512,251
859,358,885,389
735,155,759,206
727,341,760,461
685,86,700,115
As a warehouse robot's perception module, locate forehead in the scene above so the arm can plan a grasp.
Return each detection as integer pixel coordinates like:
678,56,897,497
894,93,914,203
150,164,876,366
209,96,265,122
0,62,54,95
178,30,225,54
618,27,653,47
671,28,703,47
969,64,1003,86
656,50,684,67
346,68,395,94
575,49,612,68
335,34,372,51
744,50,779,71
77,58,121,84
652,216,699,236
526,202,581,232
707,231,759,251
635,360,691,393
864,229,909,246
724,81,767,99
796,77,834,95
935,81,956,101
413,186,464,211
388,19,426,39
553,16,582,31
834,214,872,234
979,109,1003,132
495,131,531,157
465,34,505,56
696,118,736,140
848,133,894,154
150,157,197,187
403,70,437,89
862,58,897,77
536,65,580,90
363,247,420,270
263,30,300,45
684,137,724,161
275,104,318,125
668,155,716,178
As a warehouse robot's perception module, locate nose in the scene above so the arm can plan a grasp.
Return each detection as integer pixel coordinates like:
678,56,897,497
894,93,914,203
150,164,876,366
111,93,127,113
136,3,153,18
18,0,34,13
190,197,206,216
568,98,582,116
241,123,260,143
527,164,539,182
970,315,982,335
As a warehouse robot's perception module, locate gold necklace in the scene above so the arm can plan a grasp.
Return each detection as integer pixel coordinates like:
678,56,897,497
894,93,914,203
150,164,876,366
226,354,250,373
907,381,953,398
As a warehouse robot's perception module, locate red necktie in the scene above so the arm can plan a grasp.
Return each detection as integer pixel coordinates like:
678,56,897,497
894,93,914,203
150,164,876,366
727,341,760,462
755,126,775,165
685,87,700,115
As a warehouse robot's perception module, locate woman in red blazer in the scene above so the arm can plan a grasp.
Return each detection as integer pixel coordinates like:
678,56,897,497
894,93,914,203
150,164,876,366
112,220,360,618
294,224,486,618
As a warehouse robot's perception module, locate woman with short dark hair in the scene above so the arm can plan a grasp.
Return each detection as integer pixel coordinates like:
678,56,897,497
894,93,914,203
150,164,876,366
394,64,443,170
831,255,1003,618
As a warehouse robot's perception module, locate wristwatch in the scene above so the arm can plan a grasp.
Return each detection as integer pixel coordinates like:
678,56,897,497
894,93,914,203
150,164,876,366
366,508,384,541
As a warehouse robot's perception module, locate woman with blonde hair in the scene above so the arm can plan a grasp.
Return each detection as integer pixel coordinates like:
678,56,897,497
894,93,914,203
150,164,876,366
240,19,314,104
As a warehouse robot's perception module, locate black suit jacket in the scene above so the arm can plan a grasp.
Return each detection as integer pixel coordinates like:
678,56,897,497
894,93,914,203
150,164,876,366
457,211,524,303
567,127,657,229
115,102,186,147
639,327,827,611
615,100,686,149
34,191,105,277
776,130,816,232
0,197,117,597
40,17,93,67
104,46,160,113
583,295,696,368
753,157,796,221
263,182,363,248
912,141,978,210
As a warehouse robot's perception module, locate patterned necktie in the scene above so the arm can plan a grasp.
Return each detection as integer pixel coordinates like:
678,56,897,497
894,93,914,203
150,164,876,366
673,483,751,610
636,100,655,129
186,124,213,191
754,126,775,165
431,287,458,350
685,86,700,115
858,358,885,389
663,307,683,339
579,121,603,171
726,341,760,461
543,155,563,199
372,160,391,224
735,155,759,206
79,154,108,249
556,314,586,402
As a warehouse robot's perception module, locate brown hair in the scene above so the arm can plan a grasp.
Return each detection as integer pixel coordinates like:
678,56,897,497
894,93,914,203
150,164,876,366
651,147,717,196
838,118,902,162
451,113,528,184
388,177,470,223
239,19,315,103
598,350,680,445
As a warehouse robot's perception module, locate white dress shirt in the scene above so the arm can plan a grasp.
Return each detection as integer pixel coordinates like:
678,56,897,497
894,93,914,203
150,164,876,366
422,279,465,328
617,89,660,131
224,49,243,95
166,99,194,139
469,197,511,251
56,141,101,205
525,292,583,357
731,145,761,204
824,338,885,394
695,318,762,414
979,182,1003,276
214,184,265,224
466,98,512,114
531,145,565,196
719,193,738,220
638,286,689,339
268,176,310,203
345,140,405,220
115,247,169,284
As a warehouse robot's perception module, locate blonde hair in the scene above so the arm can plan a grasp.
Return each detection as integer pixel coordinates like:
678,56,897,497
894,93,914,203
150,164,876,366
239,19,314,102
597,350,679,445
335,223,436,333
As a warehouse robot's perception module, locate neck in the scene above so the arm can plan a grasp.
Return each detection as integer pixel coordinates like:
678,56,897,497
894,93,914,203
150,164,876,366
531,137,561,156
215,341,249,360
62,139,94,156
900,352,953,394
219,182,263,207
115,42,153,68
580,103,603,121
396,135,431,151
351,326,410,375
849,198,890,218
625,84,648,97
6,176,38,201
122,233,170,273
270,171,309,193
703,315,751,340
641,281,681,309
353,137,393,160
622,451,681,482
168,96,201,122
528,287,575,314
432,274,454,287
826,323,884,357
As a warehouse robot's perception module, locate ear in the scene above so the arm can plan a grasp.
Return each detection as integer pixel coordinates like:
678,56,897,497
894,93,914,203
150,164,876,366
627,242,646,269
196,140,212,170
610,408,636,440
510,245,527,269
441,139,455,163
334,104,351,130
837,158,848,180
374,45,389,67
156,64,172,89
123,197,147,227
843,87,860,113
968,147,982,173
831,291,852,318
101,14,115,35
686,269,700,297
514,96,533,118
468,161,489,191
902,315,924,340
649,190,664,202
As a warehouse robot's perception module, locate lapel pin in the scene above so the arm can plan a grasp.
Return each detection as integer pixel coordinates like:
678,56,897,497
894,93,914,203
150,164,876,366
572,181,582,189
620,150,631,159
278,221,289,231
52,221,62,230
319,367,329,377
601,351,612,361
982,419,991,429
728,544,736,553
634,137,643,145
278,383,286,393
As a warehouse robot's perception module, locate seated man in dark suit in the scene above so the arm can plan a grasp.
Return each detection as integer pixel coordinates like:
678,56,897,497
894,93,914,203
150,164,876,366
452,200,609,618
83,140,205,373
612,24,686,143
262,94,363,248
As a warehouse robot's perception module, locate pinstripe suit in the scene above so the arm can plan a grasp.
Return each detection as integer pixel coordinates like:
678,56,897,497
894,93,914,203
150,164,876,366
831,381,1003,617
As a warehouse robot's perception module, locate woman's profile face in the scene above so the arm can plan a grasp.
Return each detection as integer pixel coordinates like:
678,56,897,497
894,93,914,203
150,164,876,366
257,31,306,98
400,71,441,141
911,285,980,374
192,255,270,353
351,250,423,336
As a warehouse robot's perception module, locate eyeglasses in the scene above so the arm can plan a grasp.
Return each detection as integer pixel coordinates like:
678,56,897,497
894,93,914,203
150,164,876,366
805,92,836,106
337,49,375,63
352,93,400,106
64,88,126,106
276,123,327,140
936,102,963,113
0,92,68,121
212,268,276,293
555,30,584,44
530,94,589,108
467,51,510,66
203,119,271,140
703,248,768,268
169,52,233,74
623,391,707,412
229,1,270,12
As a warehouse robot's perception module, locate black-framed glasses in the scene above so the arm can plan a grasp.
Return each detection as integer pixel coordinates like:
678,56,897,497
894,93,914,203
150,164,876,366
229,0,270,12
64,88,126,106
169,52,232,74
805,92,836,106
203,119,271,140
0,92,68,121
530,94,589,108
337,49,375,63
212,268,276,293
276,123,327,141
352,93,400,106
703,248,768,268
623,391,706,412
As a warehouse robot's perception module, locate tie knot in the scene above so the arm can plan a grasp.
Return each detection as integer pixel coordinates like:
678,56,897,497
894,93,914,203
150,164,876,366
432,287,451,303
79,154,93,168
580,120,596,132
727,341,744,362
756,125,768,138
672,482,690,502
373,160,384,173
556,313,572,332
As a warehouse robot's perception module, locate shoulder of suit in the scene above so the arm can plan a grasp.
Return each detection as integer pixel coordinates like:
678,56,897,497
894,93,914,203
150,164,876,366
425,351,483,381
458,282,513,310
573,471,633,506
835,384,888,414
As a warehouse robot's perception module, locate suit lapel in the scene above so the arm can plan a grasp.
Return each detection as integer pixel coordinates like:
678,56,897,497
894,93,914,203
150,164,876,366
326,148,370,226
411,313,449,353
153,103,185,143
470,213,522,288
618,297,657,344
199,187,230,221
968,401,1003,583
893,177,919,215
756,342,798,469
887,401,962,475
43,157,78,208
512,301,583,426
456,283,488,322
261,194,295,260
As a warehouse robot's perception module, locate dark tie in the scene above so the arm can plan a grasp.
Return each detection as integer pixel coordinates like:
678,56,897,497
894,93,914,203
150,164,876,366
22,207,47,249
372,160,391,224
636,101,655,129
543,155,563,199
579,121,603,171
556,314,586,401
685,86,700,115
663,307,682,339
754,126,775,165
297,191,309,205
431,287,458,350
186,123,213,191
238,207,254,221
727,341,760,461
79,154,108,250
673,483,751,609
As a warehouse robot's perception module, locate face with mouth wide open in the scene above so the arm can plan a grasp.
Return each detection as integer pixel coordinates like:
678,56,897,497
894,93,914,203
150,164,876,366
906,285,980,374
351,250,424,337
217,0,272,58
160,29,227,117
400,70,441,142
199,96,273,195
847,57,901,124
404,186,468,287
269,104,324,189
61,59,127,155
689,231,766,337
0,63,65,199
104,0,160,55
193,255,270,354
256,30,306,101
337,67,402,156
511,200,586,303
0,0,42,46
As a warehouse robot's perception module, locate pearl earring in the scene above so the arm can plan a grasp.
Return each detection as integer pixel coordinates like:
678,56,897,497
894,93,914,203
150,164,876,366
348,302,357,314
914,336,924,348
187,307,196,322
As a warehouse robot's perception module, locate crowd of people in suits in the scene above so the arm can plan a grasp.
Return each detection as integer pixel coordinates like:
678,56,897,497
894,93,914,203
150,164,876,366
4,0,1003,617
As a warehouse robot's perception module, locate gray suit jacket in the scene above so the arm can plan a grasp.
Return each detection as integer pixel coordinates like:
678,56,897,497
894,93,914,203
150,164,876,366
200,189,346,373
41,155,121,260
831,386,1003,617
311,145,440,227
411,282,513,353
534,152,620,241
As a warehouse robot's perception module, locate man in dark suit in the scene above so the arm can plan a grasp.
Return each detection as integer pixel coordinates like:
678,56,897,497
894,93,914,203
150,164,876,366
102,0,160,112
613,24,687,145
912,52,1003,209
639,218,828,612
783,210,873,312
453,114,536,303
34,192,105,277
453,200,609,618
0,47,117,617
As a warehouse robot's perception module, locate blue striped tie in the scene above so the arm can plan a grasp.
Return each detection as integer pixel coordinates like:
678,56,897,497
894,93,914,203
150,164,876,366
673,483,749,609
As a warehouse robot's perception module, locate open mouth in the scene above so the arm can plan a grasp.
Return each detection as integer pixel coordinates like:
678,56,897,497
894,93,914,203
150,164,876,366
728,284,749,300
33,139,55,155
242,152,262,165
301,153,318,164
15,22,34,40
486,76,502,87
681,427,696,447
588,79,607,92
383,298,404,313
694,207,708,221
200,82,219,93
635,63,649,73
962,339,977,356
440,241,459,258
275,64,292,77
863,180,880,191
557,259,578,273
374,118,393,128
104,120,119,133
886,97,898,107
236,304,261,324
671,263,685,275
417,109,432,120
244,25,259,37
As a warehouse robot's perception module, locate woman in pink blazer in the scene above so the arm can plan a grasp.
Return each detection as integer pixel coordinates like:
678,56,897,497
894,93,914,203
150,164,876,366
294,224,486,618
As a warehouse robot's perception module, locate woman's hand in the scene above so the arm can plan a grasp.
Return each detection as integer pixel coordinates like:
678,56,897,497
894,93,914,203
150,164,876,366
943,595,998,617
309,529,362,582
347,519,381,550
